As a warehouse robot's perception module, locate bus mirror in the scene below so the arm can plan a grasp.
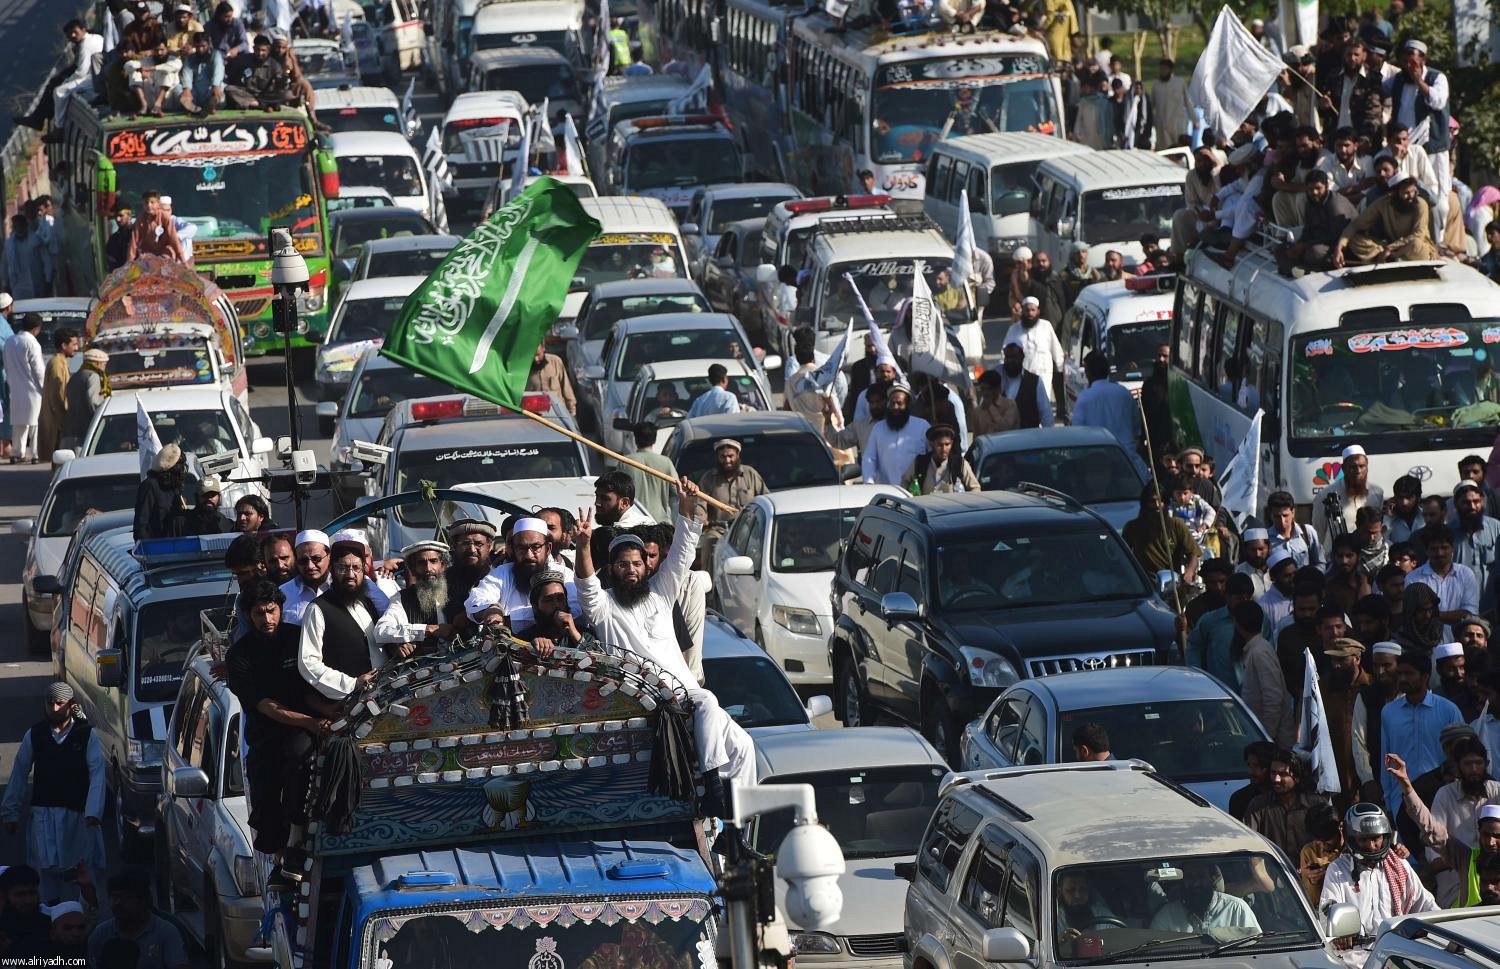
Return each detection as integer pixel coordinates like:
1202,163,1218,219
1057,217,1075,238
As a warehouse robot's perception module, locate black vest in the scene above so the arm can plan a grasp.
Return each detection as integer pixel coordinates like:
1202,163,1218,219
312,596,375,679
1013,371,1042,429
398,586,462,627
29,720,92,812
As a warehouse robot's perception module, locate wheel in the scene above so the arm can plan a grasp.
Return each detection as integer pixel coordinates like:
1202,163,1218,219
921,690,964,766
112,785,147,864
834,653,870,728
22,599,48,655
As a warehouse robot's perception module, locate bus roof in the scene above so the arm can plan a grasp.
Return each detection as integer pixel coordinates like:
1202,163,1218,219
1183,248,1500,333
317,85,400,109
469,46,573,68
86,102,312,135
789,11,1050,69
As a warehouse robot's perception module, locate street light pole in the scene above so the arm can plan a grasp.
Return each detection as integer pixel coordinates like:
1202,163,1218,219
270,227,310,530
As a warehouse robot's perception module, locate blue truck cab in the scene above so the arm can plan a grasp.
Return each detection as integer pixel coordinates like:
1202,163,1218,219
256,612,718,969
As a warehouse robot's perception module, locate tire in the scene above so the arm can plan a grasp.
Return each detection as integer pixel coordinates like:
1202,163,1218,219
921,690,964,767
834,653,869,728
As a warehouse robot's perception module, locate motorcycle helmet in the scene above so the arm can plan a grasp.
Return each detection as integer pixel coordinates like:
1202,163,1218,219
1344,802,1394,869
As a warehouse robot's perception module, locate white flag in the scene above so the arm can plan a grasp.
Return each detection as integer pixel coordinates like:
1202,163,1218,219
340,9,354,52
907,264,969,390
562,113,585,177
460,126,507,163
953,191,976,288
594,0,612,73
400,77,417,134
668,64,711,114
1278,0,1319,50
808,317,853,393
1216,409,1263,529
534,99,557,155
1188,8,1287,141
137,397,162,480
1296,648,1341,795
843,272,904,382
423,126,451,189
510,119,532,200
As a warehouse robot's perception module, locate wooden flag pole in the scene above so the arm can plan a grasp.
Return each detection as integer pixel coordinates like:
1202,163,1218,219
514,406,739,516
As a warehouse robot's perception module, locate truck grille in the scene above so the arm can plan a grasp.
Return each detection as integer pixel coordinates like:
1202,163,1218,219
233,297,271,319
846,933,906,958
1027,649,1157,678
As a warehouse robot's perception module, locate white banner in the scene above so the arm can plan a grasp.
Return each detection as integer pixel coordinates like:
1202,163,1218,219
1296,647,1342,795
953,191,976,288
1216,408,1263,529
137,397,162,480
1189,8,1287,141
668,64,711,114
562,113,585,177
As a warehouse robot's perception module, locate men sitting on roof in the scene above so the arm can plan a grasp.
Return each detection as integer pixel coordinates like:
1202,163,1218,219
1333,175,1438,267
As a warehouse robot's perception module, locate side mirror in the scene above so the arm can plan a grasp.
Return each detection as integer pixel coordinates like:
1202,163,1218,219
1326,902,1361,940
584,364,606,381
11,518,35,537
893,860,916,882
555,324,580,341
715,255,735,269
723,555,756,576
1057,217,1076,239
1156,569,1176,595
981,927,1032,962
839,463,863,482
805,694,833,719
252,436,275,456
611,416,636,431
316,401,339,419
879,591,922,622
51,449,76,467
219,362,235,377
681,222,700,236
166,765,210,799
754,263,777,285
95,648,123,689
762,353,782,371
33,574,62,596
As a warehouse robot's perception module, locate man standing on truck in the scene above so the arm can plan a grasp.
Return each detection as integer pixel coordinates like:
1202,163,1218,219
576,478,757,789
465,517,578,631
227,581,334,888
376,541,462,657
1,683,106,907
299,540,387,699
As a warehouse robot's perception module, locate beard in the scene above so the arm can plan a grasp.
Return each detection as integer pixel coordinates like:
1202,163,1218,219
1329,666,1355,689
1182,884,1215,920
1463,775,1490,797
1062,903,1094,928
326,580,366,607
886,411,910,430
1032,265,1052,280
414,575,449,617
1395,194,1418,212
612,576,651,607
512,558,538,585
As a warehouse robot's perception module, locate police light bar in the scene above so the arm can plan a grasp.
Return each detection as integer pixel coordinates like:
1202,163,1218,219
630,114,724,130
410,398,466,420
1124,272,1177,294
462,393,552,416
783,194,892,216
133,533,241,563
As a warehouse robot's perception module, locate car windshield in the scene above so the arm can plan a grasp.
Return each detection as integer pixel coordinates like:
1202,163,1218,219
1290,321,1500,448
936,527,1147,610
349,368,454,418
870,55,1057,164
137,596,222,702
978,444,1143,504
708,195,795,232
93,409,238,459
334,212,432,257
625,136,741,191
1079,185,1181,244
635,375,767,426
296,47,351,79
366,245,454,279
702,652,807,728
330,294,410,344
575,238,685,291
393,441,585,526
753,765,945,860
481,63,577,103
991,161,1040,217
820,258,969,331
676,432,838,489
337,154,425,201
771,506,861,573
1059,700,1260,781
371,905,712,968
1108,319,1173,380
581,292,709,340
101,346,218,391
318,105,403,134
328,193,392,211
613,327,753,381
42,477,139,537
1051,853,1319,964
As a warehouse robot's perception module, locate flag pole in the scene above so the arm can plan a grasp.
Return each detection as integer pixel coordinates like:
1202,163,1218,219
512,407,738,516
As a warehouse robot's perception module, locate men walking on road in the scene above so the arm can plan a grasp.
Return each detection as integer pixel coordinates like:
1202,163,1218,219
3,314,45,463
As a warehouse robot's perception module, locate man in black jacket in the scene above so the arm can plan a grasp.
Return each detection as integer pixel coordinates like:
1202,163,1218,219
1278,171,1357,275
1319,38,1386,150
133,443,189,539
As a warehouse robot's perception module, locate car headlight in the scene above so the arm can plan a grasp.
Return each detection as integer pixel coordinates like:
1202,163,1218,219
790,931,842,955
772,605,821,636
127,739,165,769
958,647,1019,689
232,854,260,896
300,290,325,313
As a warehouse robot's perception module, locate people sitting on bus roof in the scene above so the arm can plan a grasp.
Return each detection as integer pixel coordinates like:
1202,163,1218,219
1334,175,1437,267
225,34,289,110
178,32,223,117
1276,170,1356,276
270,32,322,122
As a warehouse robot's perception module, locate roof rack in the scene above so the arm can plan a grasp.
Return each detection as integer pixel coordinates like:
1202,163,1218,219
871,492,927,522
939,759,1154,797
1013,481,1084,511
809,213,938,238
1394,914,1500,966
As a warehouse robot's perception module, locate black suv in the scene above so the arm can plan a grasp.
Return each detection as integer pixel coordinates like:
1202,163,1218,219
828,488,1179,763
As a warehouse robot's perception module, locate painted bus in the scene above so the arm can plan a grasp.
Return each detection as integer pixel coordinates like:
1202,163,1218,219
1171,244,1500,516
51,102,339,363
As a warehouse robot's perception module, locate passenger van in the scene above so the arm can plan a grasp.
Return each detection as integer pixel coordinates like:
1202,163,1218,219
467,47,583,123
57,530,238,854
329,129,432,221
371,0,425,75
439,90,529,211
315,84,416,137
924,133,1090,273
471,0,585,64
1174,244,1500,515
557,195,689,327
601,115,744,219
1031,150,1186,270
1062,274,1176,407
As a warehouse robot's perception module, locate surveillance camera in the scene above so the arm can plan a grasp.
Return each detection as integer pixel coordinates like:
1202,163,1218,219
292,448,318,486
775,822,844,932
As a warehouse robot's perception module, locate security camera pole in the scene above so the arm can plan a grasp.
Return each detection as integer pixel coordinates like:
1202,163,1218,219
270,227,310,530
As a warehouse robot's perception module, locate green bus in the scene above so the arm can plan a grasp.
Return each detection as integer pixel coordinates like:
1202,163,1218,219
51,102,340,362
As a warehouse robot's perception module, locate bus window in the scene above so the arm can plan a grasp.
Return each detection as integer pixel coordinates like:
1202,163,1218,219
930,155,953,202
947,161,970,204
1216,310,1242,401
1245,316,1282,424
1195,294,1219,384
968,165,987,214
1174,280,1201,370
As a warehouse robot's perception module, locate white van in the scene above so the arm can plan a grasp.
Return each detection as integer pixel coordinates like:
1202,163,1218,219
315,84,416,137
371,0,425,75
440,90,529,211
468,47,584,124
923,133,1089,272
556,195,690,327
329,129,432,221
1061,274,1176,408
471,0,584,64
1031,150,1186,270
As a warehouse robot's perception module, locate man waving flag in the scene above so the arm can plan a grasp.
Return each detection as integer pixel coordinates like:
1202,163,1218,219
381,177,600,409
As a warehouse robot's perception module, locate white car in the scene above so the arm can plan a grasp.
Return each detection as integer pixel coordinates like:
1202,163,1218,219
602,358,771,455
13,452,141,650
315,274,426,402
701,614,831,737
714,485,903,686
749,727,948,966
327,185,396,212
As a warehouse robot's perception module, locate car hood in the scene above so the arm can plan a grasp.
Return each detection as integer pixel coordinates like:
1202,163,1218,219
764,570,835,616
746,722,815,739
560,291,586,323
931,598,1176,660
775,855,911,940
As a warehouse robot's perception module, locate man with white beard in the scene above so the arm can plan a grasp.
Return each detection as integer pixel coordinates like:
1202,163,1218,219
575,477,755,788
375,541,460,658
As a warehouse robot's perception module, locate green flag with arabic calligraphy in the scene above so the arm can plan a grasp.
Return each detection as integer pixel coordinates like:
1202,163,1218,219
380,177,600,409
